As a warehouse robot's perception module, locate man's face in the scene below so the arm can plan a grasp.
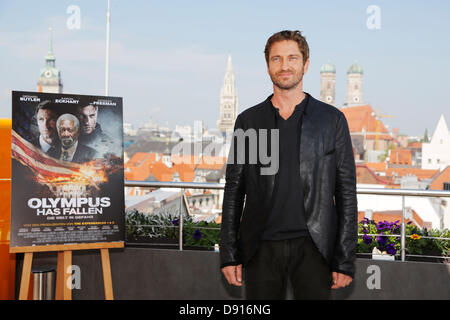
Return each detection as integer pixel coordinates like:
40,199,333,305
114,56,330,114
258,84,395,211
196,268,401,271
78,105,98,135
58,119,79,149
36,109,57,145
267,40,309,91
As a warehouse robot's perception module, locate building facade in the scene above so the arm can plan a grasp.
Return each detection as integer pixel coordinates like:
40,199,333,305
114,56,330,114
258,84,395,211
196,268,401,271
37,28,63,93
217,55,238,135
345,62,363,106
319,61,336,106
422,114,450,170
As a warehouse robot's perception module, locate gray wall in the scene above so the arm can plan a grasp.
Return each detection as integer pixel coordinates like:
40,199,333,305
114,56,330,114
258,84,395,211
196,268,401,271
15,248,450,300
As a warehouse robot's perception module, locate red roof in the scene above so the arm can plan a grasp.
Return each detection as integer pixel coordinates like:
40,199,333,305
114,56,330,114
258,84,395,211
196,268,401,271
358,209,426,229
125,152,225,182
341,105,393,140
386,167,439,181
407,141,422,149
125,152,159,181
366,162,387,172
356,163,391,185
429,166,450,190
389,148,412,165
196,156,226,170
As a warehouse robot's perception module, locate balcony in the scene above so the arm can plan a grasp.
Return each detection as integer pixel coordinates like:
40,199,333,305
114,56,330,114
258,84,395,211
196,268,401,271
15,181,450,300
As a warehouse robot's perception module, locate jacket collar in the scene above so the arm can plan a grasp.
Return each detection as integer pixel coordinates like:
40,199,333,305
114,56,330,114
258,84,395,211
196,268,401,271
263,91,314,116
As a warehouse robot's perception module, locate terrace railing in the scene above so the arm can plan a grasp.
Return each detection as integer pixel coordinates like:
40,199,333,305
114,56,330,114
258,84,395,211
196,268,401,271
125,181,450,262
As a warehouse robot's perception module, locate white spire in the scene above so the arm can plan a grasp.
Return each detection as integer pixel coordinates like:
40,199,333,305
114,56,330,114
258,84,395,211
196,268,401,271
430,114,450,144
221,54,236,97
48,27,54,55
226,54,233,73
217,54,238,134
422,113,450,171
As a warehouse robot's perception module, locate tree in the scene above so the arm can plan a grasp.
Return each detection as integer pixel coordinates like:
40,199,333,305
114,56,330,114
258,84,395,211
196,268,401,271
423,128,429,143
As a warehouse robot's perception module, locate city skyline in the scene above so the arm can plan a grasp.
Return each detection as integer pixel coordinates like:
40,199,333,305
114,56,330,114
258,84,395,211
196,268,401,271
0,1,449,137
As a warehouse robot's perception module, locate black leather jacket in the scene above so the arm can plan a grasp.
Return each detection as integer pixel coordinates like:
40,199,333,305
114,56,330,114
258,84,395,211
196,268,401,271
220,93,358,278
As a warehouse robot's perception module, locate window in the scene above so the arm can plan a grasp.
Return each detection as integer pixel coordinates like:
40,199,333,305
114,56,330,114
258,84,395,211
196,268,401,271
437,159,440,164
444,182,450,191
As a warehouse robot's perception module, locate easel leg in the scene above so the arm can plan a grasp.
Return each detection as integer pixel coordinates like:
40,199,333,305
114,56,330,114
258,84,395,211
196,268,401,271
19,252,33,300
63,251,72,300
100,248,114,300
55,251,64,300
55,250,72,300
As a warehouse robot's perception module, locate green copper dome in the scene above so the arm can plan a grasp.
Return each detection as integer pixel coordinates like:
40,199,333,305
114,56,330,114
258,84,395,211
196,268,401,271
347,63,363,75
320,62,336,74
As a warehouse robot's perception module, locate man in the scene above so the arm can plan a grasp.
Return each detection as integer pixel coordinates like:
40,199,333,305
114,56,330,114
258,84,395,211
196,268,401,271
48,113,97,163
76,104,115,157
31,100,59,153
220,30,357,300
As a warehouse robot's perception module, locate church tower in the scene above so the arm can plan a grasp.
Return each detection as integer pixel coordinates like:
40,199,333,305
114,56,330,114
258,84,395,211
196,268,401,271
345,62,363,106
319,61,336,106
217,55,238,135
37,27,63,93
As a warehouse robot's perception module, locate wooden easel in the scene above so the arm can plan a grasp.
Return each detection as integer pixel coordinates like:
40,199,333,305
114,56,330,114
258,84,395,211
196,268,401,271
10,242,124,300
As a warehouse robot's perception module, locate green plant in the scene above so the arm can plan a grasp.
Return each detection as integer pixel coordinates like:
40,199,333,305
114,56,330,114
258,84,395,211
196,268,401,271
404,225,449,257
358,218,400,256
126,210,450,257
125,209,182,240
184,220,221,248
125,209,221,248
357,218,449,259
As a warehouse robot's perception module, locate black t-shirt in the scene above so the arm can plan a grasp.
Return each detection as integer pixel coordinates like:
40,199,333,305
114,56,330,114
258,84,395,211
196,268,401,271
262,95,309,240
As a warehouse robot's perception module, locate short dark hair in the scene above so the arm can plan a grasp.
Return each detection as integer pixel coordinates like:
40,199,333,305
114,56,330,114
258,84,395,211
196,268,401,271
35,100,55,115
79,104,98,111
264,30,310,65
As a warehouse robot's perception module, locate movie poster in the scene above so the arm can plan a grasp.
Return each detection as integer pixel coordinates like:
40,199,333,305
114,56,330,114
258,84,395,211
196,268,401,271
10,91,124,248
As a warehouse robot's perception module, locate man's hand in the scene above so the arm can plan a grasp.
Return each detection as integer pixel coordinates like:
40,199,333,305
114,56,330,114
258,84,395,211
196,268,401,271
331,272,352,289
221,264,243,286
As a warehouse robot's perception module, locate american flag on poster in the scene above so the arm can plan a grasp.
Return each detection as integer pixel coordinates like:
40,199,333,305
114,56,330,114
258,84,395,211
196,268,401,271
12,130,107,191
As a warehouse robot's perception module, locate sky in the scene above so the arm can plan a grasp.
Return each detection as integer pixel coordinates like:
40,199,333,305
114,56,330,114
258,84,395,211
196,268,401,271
0,0,449,137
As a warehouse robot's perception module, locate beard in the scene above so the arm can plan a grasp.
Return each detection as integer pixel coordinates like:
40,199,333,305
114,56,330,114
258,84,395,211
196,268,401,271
269,68,304,91
61,137,76,149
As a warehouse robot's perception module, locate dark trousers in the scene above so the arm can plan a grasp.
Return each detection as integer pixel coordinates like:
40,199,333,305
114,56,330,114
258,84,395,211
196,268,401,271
244,236,332,300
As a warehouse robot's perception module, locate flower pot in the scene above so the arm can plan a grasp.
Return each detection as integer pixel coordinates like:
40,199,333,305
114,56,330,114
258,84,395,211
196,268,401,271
372,247,395,261
126,236,179,249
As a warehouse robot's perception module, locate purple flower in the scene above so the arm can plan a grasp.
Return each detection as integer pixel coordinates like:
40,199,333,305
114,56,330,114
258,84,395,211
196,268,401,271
362,234,372,244
362,226,369,234
377,232,387,246
172,219,179,226
386,243,397,255
376,221,386,231
193,229,202,241
377,220,399,232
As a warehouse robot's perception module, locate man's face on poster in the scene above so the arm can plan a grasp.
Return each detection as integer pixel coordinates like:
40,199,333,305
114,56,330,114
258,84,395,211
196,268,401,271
37,108,57,145
78,105,98,135
58,119,79,149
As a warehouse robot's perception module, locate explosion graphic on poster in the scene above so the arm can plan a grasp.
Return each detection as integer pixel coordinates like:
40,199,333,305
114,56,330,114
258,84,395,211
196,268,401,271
10,91,125,248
